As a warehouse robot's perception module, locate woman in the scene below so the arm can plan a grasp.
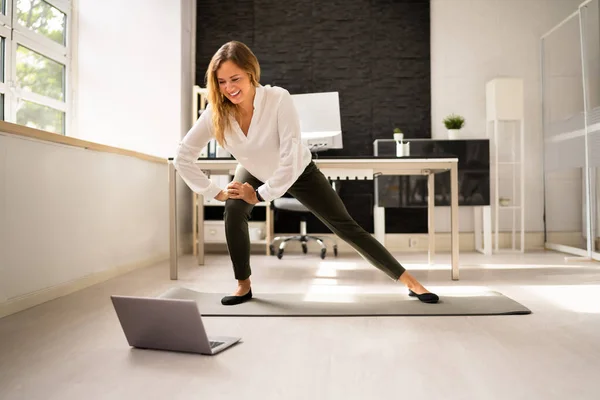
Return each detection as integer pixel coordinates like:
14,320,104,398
174,41,439,306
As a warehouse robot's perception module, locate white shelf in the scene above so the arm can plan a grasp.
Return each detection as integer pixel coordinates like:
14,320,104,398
486,77,525,253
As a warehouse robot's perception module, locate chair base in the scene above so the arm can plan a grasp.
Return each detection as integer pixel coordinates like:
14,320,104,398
269,234,338,260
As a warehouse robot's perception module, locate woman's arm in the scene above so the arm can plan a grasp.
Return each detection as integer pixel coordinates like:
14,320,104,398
256,89,307,202
173,105,225,200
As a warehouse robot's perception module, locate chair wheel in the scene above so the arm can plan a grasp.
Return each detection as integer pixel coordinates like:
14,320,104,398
277,248,284,259
320,248,326,259
302,243,308,254
269,244,275,256
333,245,338,257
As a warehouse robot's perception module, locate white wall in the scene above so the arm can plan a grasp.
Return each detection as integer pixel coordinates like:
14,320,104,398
72,0,184,158
0,133,169,315
0,139,7,302
73,0,195,248
430,0,584,234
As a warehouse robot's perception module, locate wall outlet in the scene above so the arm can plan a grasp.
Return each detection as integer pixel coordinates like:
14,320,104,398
409,237,418,248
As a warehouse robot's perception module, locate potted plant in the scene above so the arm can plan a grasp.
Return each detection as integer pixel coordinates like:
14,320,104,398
393,127,403,142
443,114,465,139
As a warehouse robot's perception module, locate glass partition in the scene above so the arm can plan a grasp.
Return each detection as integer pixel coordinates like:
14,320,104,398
581,0,600,258
542,11,588,254
542,0,600,259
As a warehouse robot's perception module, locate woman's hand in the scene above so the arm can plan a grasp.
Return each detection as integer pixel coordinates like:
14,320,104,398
227,181,259,204
214,190,229,202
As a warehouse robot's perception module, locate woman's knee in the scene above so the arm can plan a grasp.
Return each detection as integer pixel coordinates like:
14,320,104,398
224,199,252,223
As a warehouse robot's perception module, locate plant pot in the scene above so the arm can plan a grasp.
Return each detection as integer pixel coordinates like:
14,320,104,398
393,133,404,141
447,129,460,139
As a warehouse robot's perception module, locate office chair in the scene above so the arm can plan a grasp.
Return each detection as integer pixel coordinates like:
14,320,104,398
269,197,338,260
269,90,342,259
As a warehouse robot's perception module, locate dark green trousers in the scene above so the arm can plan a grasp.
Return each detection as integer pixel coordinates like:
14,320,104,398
223,161,407,281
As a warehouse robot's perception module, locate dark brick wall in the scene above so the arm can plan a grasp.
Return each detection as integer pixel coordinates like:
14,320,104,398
196,0,431,234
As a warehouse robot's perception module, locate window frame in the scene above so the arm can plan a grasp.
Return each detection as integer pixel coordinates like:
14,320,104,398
0,0,71,135
12,0,70,55
11,31,68,103
0,23,11,119
0,0,12,27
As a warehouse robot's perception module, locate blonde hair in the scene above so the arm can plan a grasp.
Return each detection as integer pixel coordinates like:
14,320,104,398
206,41,260,147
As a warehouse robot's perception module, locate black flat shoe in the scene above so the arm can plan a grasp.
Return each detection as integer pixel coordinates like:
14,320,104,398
409,289,439,304
221,289,253,306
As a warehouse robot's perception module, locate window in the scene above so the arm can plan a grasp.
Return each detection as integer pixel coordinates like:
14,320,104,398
16,0,66,46
0,0,70,135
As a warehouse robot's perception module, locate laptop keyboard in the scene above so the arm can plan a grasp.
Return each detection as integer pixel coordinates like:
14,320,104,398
209,341,224,348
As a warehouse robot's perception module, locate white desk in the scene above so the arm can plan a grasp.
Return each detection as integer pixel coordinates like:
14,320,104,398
168,157,460,281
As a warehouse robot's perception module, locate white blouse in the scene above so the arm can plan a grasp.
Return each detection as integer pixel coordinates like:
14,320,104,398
173,85,312,202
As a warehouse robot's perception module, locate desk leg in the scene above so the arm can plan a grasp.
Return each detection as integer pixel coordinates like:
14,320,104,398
450,163,460,280
474,206,492,255
374,206,385,245
197,194,205,265
169,162,178,280
428,173,435,264
192,193,197,257
474,206,482,252
266,202,273,255
483,206,492,256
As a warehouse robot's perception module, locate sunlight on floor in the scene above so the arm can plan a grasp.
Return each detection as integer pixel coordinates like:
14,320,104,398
524,285,600,313
436,285,495,296
317,261,360,271
479,263,592,270
302,284,360,303
315,264,339,278
317,260,454,272
303,262,359,302
401,262,594,271
310,278,338,285
401,263,451,270
304,259,498,301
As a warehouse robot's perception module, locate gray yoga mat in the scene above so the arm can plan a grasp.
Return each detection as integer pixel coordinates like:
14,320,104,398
159,287,531,316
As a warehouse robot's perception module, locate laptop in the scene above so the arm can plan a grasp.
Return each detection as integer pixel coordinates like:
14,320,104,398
110,295,241,355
